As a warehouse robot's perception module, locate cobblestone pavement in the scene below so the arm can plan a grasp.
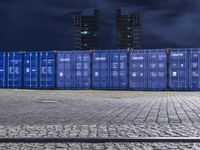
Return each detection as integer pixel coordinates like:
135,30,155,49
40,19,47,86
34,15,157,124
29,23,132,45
1,90,200,149
1,124,200,138
0,90,200,125
1,142,200,150
0,124,200,149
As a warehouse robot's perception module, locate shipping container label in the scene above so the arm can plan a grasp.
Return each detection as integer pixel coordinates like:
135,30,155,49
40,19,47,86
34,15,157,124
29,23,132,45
171,53,184,57
95,57,106,61
60,58,70,62
132,56,144,60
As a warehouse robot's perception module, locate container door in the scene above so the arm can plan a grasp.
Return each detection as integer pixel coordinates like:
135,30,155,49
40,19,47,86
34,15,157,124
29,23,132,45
170,49,188,90
129,51,147,90
40,52,47,88
188,49,200,90
7,52,22,88
110,51,120,89
93,52,101,89
47,52,55,88
148,50,167,90
110,51,128,89
0,52,6,88
75,52,83,89
40,52,55,88
57,52,65,89
92,51,109,89
119,51,128,89
64,52,74,89
24,52,39,89
82,52,91,89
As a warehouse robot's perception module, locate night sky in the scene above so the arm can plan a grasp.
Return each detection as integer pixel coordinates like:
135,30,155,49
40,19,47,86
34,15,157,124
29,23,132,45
0,0,200,50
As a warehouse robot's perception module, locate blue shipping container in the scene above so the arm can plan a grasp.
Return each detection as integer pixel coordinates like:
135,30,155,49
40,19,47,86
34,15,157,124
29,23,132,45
129,50,148,90
24,52,39,88
57,51,91,89
92,50,110,89
169,49,188,90
39,51,55,89
7,52,23,88
148,50,167,90
188,48,200,90
92,50,128,89
109,50,128,89
0,52,6,88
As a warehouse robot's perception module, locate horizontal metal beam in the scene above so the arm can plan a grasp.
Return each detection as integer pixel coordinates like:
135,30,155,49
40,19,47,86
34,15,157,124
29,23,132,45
0,137,200,143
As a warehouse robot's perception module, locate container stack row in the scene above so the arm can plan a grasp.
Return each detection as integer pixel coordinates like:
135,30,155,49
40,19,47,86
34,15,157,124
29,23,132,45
0,48,199,90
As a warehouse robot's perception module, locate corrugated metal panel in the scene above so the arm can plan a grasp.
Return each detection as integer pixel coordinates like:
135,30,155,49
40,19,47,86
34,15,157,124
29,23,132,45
0,52,6,88
148,49,167,90
24,52,39,88
188,48,200,90
92,50,110,89
129,50,148,90
39,51,55,89
169,49,188,90
57,51,91,89
109,50,128,89
7,52,23,88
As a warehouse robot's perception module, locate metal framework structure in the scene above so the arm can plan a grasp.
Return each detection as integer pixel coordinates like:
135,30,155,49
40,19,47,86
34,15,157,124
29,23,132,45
116,9,143,49
72,9,100,50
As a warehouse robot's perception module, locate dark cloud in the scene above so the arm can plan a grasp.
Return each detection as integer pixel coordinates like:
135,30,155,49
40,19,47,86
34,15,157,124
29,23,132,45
0,0,200,49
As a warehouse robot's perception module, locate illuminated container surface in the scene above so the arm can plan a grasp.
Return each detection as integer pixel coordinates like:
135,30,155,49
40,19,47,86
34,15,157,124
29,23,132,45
57,51,91,89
